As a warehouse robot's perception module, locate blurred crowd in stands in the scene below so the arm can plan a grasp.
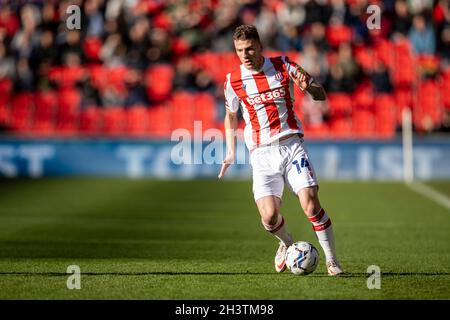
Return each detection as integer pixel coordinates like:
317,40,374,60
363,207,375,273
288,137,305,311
0,0,449,138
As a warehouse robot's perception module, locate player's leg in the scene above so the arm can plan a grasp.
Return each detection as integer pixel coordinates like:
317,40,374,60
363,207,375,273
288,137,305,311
297,186,344,275
255,195,293,273
284,137,344,275
251,147,293,273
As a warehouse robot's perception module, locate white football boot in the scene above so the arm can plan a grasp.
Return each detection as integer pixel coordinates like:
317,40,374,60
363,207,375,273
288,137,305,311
274,242,288,273
326,259,345,276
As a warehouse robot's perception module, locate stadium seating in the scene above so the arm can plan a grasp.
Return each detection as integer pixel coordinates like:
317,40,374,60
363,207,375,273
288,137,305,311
0,2,447,140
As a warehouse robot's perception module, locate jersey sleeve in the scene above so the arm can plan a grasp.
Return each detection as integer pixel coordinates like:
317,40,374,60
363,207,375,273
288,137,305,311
223,73,240,113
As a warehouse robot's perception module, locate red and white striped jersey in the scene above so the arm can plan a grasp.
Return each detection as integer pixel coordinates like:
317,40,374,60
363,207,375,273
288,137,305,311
224,56,303,151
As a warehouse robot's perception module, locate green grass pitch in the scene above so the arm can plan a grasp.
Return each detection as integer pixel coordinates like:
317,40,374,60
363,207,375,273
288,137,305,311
0,178,449,299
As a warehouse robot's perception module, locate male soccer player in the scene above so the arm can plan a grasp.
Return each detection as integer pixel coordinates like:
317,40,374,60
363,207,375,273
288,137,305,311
218,25,344,276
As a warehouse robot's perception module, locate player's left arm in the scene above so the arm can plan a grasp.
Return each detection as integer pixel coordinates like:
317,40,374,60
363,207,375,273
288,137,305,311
287,62,326,101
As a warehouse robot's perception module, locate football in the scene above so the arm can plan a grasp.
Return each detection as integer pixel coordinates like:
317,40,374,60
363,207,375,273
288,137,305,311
285,241,319,275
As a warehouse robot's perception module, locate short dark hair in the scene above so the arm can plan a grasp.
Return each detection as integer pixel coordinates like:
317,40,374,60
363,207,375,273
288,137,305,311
233,25,261,43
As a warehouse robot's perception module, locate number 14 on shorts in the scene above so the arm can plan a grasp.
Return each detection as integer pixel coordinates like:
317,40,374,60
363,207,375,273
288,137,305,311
292,158,313,176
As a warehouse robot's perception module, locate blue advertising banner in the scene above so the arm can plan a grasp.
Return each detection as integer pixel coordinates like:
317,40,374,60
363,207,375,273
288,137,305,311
0,137,449,180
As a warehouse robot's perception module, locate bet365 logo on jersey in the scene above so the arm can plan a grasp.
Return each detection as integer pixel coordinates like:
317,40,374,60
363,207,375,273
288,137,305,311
246,87,286,105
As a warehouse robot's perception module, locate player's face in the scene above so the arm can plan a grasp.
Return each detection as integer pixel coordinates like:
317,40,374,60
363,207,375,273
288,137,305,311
234,39,263,71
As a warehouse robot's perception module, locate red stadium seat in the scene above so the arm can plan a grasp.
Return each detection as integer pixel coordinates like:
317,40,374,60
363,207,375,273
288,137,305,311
87,64,108,91
126,106,150,136
10,92,34,132
303,123,329,139
57,88,81,116
79,107,102,135
102,107,126,136
374,39,395,70
414,80,443,130
55,113,78,135
83,37,102,61
352,82,374,110
49,66,86,88
0,78,12,97
107,67,128,94
171,91,196,133
145,64,174,102
194,92,216,129
354,45,376,72
327,93,353,116
440,69,450,109
329,117,352,138
352,110,375,138
148,104,172,138
392,39,416,87
326,24,352,48
0,104,10,127
34,91,57,111
374,94,396,138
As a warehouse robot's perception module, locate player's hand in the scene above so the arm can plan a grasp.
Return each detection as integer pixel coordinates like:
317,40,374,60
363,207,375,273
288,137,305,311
289,65,312,91
218,153,234,179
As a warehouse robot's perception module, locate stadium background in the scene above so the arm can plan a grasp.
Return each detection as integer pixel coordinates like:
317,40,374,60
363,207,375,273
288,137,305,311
0,0,449,300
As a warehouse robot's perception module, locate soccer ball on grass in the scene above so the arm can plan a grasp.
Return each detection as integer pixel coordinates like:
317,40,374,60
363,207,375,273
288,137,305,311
285,241,319,275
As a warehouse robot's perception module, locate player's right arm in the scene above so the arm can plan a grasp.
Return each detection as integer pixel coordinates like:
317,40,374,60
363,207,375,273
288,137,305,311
218,108,238,179
218,75,240,179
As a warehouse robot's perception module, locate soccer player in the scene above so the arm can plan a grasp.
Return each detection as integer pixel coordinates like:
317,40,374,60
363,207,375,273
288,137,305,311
218,25,344,276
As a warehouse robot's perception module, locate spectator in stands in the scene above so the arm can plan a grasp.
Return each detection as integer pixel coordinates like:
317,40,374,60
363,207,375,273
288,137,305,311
276,23,303,52
124,16,150,70
391,0,412,38
11,4,41,60
276,0,306,30
100,33,127,66
12,58,34,92
83,0,105,38
407,0,434,15
33,61,55,92
300,41,329,85
124,68,150,107
40,2,59,32
211,2,239,51
323,63,357,93
30,29,57,71
194,70,215,93
304,0,332,25
338,0,368,44
172,56,198,92
308,22,330,53
408,14,436,55
147,28,172,64
371,60,393,93
57,30,85,66
275,0,306,51
254,5,277,49
79,74,102,109
439,26,450,68
101,83,125,107
337,42,362,82
0,4,20,39
437,109,450,133
0,41,14,79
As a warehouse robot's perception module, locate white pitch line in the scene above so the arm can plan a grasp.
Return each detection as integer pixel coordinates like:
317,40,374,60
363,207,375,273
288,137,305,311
407,182,450,210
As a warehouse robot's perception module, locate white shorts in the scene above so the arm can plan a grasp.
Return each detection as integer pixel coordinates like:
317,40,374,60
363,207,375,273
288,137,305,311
250,134,318,201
